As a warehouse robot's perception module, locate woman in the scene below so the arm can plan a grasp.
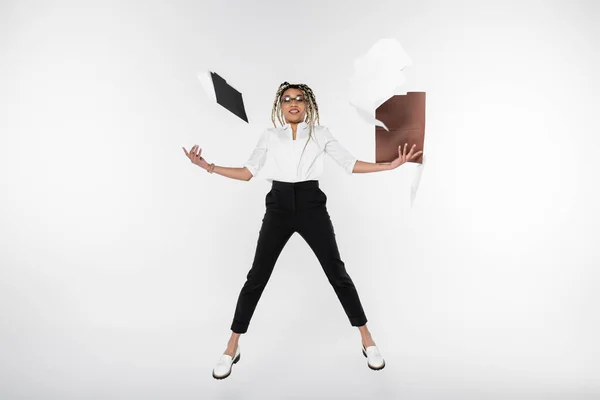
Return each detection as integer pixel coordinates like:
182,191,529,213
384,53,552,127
183,82,422,379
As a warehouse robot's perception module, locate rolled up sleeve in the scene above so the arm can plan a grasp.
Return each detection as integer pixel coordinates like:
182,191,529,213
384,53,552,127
243,129,269,177
323,128,357,175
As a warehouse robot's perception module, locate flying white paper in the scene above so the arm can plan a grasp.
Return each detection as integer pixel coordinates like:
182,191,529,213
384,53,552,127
197,70,216,102
410,154,426,208
349,38,413,130
350,38,425,206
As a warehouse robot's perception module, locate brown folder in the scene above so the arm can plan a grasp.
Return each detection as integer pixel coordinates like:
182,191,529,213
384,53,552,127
375,92,425,164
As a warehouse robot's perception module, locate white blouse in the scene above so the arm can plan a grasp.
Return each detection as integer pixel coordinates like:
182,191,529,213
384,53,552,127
243,122,358,183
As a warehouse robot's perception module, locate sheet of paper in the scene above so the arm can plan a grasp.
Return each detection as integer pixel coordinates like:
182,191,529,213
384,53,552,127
411,154,426,207
197,70,216,102
349,38,413,128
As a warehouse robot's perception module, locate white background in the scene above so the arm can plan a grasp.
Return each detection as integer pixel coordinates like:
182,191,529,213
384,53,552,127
1,0,599,399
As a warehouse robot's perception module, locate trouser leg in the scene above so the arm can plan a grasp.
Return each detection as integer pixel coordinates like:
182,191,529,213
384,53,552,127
230,210,294,333
297,205,368,327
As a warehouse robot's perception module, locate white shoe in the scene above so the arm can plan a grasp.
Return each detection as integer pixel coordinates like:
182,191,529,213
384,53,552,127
362,344,385,370
212,345,241,379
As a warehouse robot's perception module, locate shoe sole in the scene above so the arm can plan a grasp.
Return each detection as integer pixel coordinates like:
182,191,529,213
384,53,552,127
212,352,241,380
362,347,385,370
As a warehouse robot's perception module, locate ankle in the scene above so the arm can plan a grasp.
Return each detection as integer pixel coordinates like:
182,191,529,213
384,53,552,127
361,335,376,346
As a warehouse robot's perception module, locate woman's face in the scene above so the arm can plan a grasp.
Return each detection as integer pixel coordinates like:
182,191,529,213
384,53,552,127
280,88,306,124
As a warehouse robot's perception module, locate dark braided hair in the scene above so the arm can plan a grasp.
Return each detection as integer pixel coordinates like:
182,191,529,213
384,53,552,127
271,82,321,172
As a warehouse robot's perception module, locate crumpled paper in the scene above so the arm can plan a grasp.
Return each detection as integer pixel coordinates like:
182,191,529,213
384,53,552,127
349,38,413,130
350,38,425,206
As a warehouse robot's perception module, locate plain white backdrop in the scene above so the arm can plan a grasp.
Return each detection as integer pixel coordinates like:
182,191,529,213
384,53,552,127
1,0,599,398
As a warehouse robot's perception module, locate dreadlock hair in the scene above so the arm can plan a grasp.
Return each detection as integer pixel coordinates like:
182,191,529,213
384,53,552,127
271,82,321,172
271,81,320,128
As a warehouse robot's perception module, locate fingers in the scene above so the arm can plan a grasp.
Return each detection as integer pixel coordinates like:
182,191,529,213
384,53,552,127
398,143,409,161
397,143,421,164
407,147,423,161
394,143,424,167
403,143,420,157
190,145,202,157
397,145,404,164
398,143,412,155
406,144,417,157
397,144,405,156
184,145,204,162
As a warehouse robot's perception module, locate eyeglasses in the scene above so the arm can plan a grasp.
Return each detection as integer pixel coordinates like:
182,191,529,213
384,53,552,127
280,95,305,104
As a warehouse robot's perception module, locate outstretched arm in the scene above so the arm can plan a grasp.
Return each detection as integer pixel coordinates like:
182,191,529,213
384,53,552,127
212,166,253,181
352,160,393,173
182,145,253,181
183,129,269,182
323,128,422,174
353,143,422,173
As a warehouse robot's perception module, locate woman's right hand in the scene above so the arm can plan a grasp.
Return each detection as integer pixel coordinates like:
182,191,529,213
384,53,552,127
182,144,210,170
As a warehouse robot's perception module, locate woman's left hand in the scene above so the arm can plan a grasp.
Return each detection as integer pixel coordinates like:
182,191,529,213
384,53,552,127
389,143,423,170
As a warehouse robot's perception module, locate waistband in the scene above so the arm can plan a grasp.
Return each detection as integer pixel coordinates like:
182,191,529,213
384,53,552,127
271,180,319,189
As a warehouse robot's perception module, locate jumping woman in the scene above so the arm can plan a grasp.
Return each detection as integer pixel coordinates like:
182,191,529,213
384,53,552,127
182,81,422,379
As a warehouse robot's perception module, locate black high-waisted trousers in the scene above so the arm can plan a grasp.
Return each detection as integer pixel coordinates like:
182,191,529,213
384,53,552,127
230,179,368,334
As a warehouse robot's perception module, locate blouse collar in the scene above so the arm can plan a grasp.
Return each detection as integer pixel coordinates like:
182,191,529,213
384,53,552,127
282,121,309,131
